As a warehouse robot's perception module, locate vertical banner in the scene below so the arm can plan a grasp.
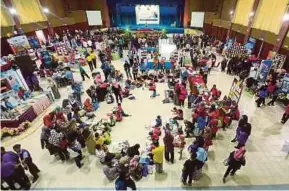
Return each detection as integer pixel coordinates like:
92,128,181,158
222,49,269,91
228,78,243,103
281,73,289,93
7,35,31,54
257,60,272,82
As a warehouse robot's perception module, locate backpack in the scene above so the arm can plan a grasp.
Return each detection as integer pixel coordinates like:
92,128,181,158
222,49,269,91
115,178,125,190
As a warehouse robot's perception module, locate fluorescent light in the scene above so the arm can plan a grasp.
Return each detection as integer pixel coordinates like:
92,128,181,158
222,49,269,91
43,8,49,13
9,8,17,15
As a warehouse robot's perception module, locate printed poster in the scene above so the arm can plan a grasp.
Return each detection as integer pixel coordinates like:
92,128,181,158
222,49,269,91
281,73,289,93
257,60,272,82
7,35,31,54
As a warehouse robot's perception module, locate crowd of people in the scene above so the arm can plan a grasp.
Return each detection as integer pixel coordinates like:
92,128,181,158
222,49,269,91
1,27,288,190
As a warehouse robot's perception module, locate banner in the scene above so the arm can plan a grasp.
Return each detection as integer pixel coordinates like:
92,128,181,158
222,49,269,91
257,60,272,82
7,35,31,54
281,73,289,93
244,37,256,54
135,5,160,24
228,78,243,103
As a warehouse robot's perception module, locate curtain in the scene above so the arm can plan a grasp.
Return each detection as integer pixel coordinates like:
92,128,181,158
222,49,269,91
11,0,47,24
1,1,14,26
253,0,288,34
233,0,254,26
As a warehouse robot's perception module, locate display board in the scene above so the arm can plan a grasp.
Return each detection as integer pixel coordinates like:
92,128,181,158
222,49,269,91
257,60,272,82
281,73,289,93
244,37,256,54
135,5,160,24
7,35,31,54
86,11,102,26
228,78,243,103
272,53,286,70
190,12,205,28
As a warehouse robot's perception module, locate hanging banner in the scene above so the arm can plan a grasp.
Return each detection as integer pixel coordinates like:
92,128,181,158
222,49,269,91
257,60,272,82
7,35,31,54
281,73,289,93
228,78,243,103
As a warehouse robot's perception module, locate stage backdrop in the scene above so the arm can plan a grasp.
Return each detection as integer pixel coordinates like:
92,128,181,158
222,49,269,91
135,5,160,24
107,0,185,28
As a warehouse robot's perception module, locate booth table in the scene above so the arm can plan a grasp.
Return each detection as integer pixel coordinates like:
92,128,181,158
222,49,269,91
0,94,53,128
140,61,172,70
0,106,37,128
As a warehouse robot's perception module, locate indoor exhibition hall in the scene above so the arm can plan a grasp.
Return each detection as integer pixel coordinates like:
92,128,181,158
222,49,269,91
1,0,289,190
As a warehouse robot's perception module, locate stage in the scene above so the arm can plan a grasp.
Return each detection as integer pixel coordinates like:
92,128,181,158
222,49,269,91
119,24,184,33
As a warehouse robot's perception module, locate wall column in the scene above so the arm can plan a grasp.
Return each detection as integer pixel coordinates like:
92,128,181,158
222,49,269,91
183,0,190,27
273,9,289,52
243,0,260,43
226,0,238,39
3,0,22,33
100,0,110,27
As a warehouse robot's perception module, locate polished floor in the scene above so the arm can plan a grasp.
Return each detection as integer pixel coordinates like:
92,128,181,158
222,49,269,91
2,55,289,190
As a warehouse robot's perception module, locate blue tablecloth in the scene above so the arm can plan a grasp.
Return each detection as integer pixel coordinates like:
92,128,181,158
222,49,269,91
140,62,172,70
140,47,158,52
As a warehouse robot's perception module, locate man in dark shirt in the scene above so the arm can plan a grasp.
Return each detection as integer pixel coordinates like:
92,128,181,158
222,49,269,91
182,152,198,186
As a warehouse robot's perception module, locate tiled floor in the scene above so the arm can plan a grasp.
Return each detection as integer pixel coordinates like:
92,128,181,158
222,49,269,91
2,56,289,190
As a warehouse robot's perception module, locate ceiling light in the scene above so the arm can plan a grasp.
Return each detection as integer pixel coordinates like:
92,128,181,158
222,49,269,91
283,14,289,21
43,7,49,13
230,11,234,15
9,8,17,15
249,12,254,17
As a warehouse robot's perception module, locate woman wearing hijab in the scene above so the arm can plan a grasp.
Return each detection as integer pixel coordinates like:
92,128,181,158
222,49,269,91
47,77,61,99
178,85,188,107
231,115,248,142
223,147,246,183
112,81,123,103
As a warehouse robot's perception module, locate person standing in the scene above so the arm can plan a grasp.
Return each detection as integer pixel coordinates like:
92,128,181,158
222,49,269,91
13,144,40,182
86,54,94,72
132,61,139,81
112,81,123,103
256,85,268,107
90,50,97,69
124,60,132,79
267,87,280,106
152,142,164,173
223,147,246,183
181,153,197,186
1,147,31,189
281,104,289,124
179,85,188,107
163,131,174,163
78,64,90,81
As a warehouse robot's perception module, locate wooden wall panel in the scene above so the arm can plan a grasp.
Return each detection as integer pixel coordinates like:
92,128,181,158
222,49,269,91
39,0,66,18
221,0,237,21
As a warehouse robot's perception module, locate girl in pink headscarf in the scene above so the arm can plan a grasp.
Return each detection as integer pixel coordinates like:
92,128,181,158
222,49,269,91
95,74,103,86
223,146,246,183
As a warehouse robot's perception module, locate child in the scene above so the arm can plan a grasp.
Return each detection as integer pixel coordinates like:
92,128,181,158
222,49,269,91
173,109,184,120
154,115,162,127
102,127,112,145
95,132,105,147
150,89,159,98
68,139,83,168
